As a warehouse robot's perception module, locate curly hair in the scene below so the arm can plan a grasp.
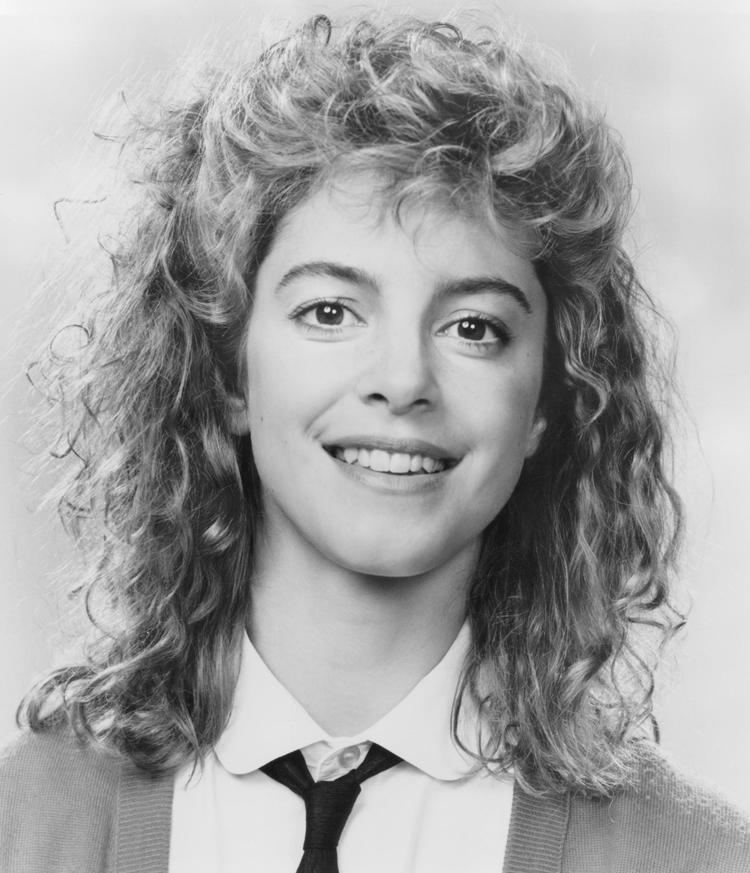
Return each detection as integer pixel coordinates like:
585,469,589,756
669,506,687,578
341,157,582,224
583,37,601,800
20,12,683,795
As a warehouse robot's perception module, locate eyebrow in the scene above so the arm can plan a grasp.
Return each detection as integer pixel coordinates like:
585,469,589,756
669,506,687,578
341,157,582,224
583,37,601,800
276,262,378,294
435,276,532,314
276,260,533,314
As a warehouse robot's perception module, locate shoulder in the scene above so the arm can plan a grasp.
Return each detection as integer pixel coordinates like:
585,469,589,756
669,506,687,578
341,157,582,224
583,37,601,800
564,742,750,873
1,722,123,781
0,726,124,873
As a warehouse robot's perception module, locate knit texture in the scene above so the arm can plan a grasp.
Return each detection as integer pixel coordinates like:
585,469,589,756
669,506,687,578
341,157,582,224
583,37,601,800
1,728,749,872
564,743,750,872
503,788,569,873
0,728,172,873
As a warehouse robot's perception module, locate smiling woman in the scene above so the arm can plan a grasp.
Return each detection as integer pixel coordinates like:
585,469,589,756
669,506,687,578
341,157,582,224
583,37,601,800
1,10,749,873
238,181,547,584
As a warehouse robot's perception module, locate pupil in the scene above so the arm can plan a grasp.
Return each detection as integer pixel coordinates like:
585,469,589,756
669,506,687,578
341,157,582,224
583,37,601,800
316,303,344,326
458,318,485,340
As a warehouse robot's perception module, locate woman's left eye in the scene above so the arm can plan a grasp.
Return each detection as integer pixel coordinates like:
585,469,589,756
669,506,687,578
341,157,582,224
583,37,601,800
291,299,363,332
438,315,511,348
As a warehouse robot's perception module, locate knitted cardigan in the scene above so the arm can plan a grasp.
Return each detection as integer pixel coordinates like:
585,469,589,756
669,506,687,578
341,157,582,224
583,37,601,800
1,729,749,872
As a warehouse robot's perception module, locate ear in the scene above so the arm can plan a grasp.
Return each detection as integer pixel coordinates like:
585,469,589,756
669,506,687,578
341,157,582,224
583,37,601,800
227,393,251,435
524,413,547,459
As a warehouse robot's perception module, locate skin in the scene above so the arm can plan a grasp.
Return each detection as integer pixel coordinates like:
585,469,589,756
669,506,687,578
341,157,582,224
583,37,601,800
233,177,548,734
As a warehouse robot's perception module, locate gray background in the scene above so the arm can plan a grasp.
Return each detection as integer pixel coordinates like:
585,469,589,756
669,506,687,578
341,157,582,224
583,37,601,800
2,0,748,810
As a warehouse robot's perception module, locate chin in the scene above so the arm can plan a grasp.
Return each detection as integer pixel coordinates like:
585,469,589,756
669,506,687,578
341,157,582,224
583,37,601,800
325,534,475,581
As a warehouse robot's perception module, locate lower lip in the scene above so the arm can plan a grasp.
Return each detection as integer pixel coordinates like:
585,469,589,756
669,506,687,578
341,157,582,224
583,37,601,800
328,452,456,494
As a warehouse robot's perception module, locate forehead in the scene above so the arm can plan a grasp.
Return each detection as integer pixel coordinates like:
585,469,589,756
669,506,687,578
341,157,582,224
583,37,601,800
261,173,543,297
278,169,533,241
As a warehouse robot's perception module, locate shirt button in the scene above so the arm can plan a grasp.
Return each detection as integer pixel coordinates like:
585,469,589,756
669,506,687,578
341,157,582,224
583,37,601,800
337,746,361,769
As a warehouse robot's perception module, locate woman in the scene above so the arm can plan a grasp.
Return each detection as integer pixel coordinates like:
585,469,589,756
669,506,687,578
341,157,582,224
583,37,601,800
2,12,748,872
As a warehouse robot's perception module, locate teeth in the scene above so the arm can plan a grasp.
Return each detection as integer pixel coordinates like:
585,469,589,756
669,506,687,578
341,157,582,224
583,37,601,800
331,446,450,475
390,453,411,474
369,449,390,472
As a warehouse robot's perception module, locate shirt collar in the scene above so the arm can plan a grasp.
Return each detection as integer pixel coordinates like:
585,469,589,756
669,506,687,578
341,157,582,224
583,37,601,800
214,622,483,782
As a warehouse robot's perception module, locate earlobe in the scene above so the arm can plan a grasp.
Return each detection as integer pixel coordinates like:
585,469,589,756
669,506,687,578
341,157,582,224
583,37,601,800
525,415,547,458
227,394,251,435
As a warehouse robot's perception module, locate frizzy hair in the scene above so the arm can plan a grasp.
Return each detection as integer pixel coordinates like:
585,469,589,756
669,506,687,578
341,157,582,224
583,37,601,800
20,12,683,794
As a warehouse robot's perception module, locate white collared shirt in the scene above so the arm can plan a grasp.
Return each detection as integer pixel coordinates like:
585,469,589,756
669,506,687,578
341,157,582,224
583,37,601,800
169,624,513,872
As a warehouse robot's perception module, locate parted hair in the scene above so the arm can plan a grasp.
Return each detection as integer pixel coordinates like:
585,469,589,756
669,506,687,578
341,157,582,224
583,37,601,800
20,12,683,795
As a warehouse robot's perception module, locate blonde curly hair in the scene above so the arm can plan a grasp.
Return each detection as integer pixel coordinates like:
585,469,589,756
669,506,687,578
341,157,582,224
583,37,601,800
21,12,683,796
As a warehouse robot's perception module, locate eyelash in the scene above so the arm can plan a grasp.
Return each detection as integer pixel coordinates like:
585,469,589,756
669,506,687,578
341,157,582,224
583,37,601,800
438,313,513,350
289,298,513,351
289,297,360,334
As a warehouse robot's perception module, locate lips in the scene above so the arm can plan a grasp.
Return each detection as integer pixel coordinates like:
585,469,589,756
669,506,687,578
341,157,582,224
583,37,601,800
323,439,459,476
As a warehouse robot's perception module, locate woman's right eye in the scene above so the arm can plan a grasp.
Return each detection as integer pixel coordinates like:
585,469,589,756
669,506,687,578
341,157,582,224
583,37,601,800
291,299,363,333
309,302,346,326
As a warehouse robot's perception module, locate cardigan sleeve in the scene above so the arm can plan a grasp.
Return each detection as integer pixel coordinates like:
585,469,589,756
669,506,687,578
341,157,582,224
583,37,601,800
563,743,750,873
0,728,122,873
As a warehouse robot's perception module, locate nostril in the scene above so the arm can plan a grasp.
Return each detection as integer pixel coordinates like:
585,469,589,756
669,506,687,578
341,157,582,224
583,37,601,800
358,352,436,412
364,391,432,412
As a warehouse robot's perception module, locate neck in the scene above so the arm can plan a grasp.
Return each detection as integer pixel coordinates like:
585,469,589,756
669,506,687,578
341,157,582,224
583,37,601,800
248,518,474,736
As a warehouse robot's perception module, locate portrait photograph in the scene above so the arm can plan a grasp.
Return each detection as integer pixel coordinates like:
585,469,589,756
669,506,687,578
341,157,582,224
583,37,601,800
1,1,748,871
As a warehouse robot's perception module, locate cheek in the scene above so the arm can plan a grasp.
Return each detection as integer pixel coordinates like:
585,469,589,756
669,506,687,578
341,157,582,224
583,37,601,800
454,364,542,445
453,377,543,519
244,331,352,435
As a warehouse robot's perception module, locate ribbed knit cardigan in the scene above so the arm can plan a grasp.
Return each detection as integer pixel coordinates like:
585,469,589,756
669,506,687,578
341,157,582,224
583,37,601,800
1,729,749,872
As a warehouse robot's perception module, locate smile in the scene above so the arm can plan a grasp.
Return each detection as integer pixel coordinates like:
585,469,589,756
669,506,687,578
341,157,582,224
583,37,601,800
324,443,459,476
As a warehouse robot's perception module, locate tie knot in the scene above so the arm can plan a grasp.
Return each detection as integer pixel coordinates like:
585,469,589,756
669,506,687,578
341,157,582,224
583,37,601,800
302,772,362,850
260,744,402,871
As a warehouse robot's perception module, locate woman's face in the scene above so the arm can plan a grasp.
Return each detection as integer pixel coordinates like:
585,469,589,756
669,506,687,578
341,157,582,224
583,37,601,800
238,178,547,578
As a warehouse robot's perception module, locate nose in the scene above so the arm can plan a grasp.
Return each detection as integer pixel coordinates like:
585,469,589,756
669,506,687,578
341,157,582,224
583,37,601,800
356,324,437,415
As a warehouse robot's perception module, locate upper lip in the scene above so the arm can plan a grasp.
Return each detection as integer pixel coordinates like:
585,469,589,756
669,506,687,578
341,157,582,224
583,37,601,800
323,436,459,461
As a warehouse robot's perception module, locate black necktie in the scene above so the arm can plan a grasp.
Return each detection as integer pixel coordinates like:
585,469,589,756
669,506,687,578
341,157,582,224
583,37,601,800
261,742,401,873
